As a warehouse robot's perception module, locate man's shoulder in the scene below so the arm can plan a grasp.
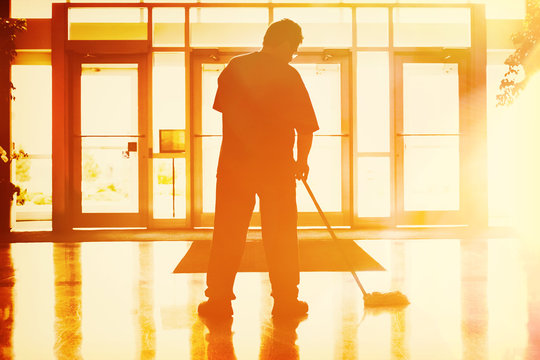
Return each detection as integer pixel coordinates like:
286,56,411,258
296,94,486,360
228,52,260,66
285,63,301,77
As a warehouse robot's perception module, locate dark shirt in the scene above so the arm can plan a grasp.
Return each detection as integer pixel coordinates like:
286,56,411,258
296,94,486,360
213,51,319,177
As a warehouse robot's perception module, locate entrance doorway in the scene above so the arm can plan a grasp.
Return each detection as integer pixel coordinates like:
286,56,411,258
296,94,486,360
394,51,470,225
191,50,352,227
70,55,149,227
66,49,477,229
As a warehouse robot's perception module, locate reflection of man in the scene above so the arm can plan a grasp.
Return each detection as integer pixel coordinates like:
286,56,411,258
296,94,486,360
200,315,304,360
198,19,319,318
259,317,304,360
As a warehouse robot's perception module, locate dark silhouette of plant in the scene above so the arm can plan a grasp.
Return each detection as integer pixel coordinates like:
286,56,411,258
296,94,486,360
0,146,27,204
498,0,540,106
0,17,27,101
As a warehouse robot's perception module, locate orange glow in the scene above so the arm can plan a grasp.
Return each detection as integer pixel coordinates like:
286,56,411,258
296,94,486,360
6,1,540,360
10,2,532,228
512,70,540,242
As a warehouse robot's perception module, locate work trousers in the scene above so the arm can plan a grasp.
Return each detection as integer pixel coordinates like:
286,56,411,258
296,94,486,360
205,170,300,301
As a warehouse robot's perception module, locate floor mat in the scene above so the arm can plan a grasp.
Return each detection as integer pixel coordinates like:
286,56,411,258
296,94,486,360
173,240,385,273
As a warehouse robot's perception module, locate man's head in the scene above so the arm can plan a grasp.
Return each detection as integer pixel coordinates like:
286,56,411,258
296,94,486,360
262,19,303,63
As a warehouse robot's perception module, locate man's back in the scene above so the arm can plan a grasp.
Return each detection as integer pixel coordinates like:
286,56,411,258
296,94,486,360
213,52,318,176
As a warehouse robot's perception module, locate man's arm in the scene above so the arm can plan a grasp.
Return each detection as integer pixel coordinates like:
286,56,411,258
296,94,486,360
296,133,313,180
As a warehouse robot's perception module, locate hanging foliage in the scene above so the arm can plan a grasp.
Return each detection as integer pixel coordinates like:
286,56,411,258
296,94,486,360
497,0,540,106
0,17,27,101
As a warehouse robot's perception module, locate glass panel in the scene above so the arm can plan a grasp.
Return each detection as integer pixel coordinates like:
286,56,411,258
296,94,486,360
11,65,52,155
393,8,470,47
81,137,139,213
80,63,139,213
81,64,138,136
153,158,186,219
292,63,340,134
11,65,52,220
472,0,525,19
357,157,390,217
189,8,268,47
202,63,226,135
403,63,459,135
11,0,53,18
357,52,390,152
153,8,185,47
200,63,222,214
153,53,185,152
202,137,221,213
404,136,460,211
297,137,341,212
273,8,352,47
356,8,388,47
405,0,519,20
68,8,148,40
14,158,52,219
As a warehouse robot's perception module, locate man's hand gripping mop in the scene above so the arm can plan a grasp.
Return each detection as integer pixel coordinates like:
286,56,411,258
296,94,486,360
302,179,410,308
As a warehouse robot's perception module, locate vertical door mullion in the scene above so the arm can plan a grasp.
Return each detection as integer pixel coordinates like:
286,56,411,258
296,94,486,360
71,56,83,222
138,55,148,226
146,52,154,225
458,54,469,224
185,7,192,228
394,56,405,224
191,56,202,226
340,54,352,226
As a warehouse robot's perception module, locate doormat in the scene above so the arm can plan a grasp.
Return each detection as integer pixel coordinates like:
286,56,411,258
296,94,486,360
173,240,385,273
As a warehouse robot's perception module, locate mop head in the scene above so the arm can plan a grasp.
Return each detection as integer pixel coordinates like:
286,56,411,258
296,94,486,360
363,291,410,308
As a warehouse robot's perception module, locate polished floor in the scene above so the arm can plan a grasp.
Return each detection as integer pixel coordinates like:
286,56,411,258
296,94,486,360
0,237,539,360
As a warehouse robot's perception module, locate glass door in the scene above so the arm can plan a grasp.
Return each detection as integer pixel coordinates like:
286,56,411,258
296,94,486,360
191,50,351,227
395,52,469,225
71,55,148,227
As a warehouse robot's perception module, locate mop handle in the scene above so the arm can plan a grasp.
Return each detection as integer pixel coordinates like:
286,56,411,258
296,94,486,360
301,178,368,297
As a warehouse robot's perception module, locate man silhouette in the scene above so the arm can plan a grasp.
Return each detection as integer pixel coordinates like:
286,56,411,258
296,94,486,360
198,19,319,318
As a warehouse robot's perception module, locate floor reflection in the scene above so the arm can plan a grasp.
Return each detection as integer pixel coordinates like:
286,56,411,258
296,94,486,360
136,243,156,360
201,316,236,360
1,238,537,359
0,244,14,360
53,243,82,360
520,235,540,360
461,240,488,360
259,316,304,360
390,241,408,360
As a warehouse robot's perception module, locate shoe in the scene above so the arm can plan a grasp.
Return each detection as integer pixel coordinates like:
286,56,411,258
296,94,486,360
272,299,308,318
198,300,233,318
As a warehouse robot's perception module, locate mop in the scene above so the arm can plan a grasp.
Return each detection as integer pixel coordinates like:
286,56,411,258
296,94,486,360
302,179,410,308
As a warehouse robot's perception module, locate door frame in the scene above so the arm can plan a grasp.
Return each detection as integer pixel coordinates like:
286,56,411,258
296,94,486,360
394,50,471,225
190,49,353,228
69,53,149,228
